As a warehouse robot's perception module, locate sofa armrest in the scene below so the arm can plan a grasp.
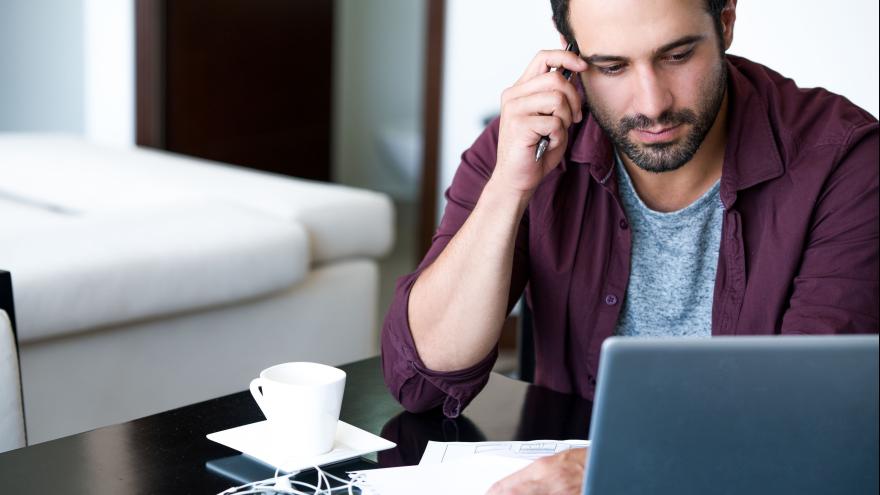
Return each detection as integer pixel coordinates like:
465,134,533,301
0,270,16,344
0,270,26,451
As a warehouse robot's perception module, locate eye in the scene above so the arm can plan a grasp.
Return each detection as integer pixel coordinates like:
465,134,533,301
597,64,625,76
666,48,694,63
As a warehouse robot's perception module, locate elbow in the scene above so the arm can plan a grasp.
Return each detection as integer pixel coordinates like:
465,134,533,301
381,353,445,414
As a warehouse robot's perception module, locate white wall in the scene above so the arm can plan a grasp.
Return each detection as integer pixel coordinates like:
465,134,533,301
0,0,85,133
333,0,427,201
0,0,134,146
83,0,135,147
729,0,879,119
438,0,880,220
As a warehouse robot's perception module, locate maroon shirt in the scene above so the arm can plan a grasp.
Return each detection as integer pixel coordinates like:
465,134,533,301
381,55,880,418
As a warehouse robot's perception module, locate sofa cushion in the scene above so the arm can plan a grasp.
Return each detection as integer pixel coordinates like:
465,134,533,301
0,200,309,343
0,134,394,264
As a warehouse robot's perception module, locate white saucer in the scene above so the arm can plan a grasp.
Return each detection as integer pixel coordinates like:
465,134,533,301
207,420,396,473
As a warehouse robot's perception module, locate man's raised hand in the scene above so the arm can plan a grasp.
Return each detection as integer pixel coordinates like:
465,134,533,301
492,49,587,196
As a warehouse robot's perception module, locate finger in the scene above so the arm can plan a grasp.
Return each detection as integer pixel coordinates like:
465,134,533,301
506,83,580,125
507,115,567,150
516,49,587,85
539,125,568,163
507,91,574,130
504,72,583,122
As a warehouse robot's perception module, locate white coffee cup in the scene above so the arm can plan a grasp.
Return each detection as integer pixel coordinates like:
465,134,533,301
249,362,346,457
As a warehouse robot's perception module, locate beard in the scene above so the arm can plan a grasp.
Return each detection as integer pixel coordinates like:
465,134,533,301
585,59,727,174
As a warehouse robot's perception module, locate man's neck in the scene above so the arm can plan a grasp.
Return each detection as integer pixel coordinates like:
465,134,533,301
620,91,729,213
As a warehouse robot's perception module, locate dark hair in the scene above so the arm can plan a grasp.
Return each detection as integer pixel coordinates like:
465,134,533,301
550,0,728,47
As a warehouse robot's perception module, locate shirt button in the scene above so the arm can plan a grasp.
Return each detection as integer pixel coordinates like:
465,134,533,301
619,219,628,230
604,294,618,306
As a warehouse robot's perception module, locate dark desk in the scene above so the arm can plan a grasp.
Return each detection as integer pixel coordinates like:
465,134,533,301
0,357,592,494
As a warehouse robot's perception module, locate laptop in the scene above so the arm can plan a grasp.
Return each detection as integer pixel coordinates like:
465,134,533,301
583,335,879,495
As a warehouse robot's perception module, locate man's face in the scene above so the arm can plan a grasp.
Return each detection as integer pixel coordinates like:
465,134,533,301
570,0,729,173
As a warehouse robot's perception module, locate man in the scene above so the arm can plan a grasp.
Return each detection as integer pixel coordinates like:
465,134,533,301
382,0,878,491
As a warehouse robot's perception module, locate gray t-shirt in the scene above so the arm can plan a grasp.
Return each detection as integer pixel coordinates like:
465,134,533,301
613,151,724,338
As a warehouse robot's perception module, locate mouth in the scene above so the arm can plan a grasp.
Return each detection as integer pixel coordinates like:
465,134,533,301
632,124,682,144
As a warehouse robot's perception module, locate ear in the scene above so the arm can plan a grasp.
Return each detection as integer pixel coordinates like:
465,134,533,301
559,33,569,49
720,0,737,51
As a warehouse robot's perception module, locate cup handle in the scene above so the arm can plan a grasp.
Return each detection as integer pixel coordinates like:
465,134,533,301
249,378,267,415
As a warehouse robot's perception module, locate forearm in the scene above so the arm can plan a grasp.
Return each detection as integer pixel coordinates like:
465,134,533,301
406,49,586,373
408,178,531,371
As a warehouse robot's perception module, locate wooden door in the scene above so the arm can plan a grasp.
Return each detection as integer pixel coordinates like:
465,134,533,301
137,0,334,181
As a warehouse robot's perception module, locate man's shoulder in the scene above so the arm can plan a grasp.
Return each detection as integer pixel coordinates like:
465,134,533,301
729,55,878,153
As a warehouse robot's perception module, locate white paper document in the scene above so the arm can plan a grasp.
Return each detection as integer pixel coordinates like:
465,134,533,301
348,439,590,495
419,439,590,465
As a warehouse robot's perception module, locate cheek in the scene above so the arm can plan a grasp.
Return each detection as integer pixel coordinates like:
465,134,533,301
583,75,629,117
667,59,719,109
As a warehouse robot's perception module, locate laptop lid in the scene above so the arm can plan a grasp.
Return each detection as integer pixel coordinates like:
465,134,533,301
583,335,879,495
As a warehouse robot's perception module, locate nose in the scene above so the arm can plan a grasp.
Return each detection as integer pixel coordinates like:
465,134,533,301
631,66,673,122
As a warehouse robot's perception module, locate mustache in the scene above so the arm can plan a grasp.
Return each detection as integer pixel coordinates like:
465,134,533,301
619,109,698,133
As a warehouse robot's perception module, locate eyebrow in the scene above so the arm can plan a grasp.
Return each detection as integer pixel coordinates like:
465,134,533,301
582,34,706,64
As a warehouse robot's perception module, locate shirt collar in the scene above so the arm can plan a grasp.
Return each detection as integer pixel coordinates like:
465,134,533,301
566,56,784,208
717,55,785,207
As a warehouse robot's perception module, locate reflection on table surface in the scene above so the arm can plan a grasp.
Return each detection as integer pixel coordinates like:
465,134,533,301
378,372,593,468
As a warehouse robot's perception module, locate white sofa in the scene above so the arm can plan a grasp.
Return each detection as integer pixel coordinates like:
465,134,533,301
1,305,25,453
0,134,394,444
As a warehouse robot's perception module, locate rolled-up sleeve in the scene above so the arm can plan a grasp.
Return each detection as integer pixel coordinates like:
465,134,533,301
781,121,879,333
380,118,531,417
